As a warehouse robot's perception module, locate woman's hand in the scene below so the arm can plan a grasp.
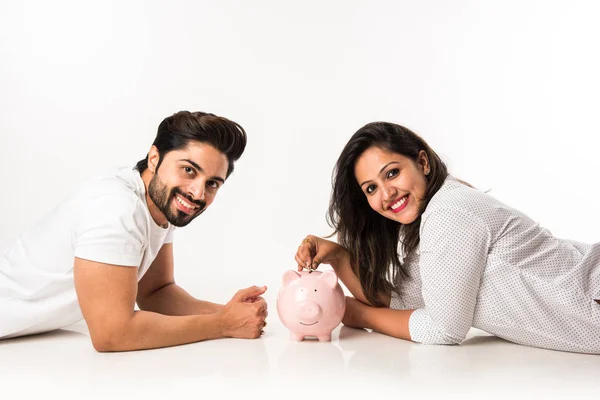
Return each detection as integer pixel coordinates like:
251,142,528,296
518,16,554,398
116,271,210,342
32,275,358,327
294,235,349,272
342,296,367,329
294,235,374,306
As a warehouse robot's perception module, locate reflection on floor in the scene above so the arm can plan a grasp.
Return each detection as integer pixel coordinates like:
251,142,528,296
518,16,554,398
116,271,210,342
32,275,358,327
1,320,598,399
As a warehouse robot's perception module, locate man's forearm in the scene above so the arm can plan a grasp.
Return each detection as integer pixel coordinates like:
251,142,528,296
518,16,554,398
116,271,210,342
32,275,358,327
138,283,224,316
93,310,224,352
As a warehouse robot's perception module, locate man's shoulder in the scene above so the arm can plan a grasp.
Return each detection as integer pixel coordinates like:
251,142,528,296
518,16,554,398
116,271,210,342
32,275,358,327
73,167,148,216
79,167,144,200
71,168,153,239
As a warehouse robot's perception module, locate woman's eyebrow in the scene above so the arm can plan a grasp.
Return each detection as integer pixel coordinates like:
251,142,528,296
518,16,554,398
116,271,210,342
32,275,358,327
360,161,400,187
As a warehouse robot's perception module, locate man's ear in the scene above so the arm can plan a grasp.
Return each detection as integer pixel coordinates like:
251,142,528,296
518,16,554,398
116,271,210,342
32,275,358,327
148,145,160,173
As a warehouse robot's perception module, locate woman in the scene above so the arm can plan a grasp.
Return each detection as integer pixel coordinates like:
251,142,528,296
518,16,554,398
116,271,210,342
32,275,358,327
295,122,600,354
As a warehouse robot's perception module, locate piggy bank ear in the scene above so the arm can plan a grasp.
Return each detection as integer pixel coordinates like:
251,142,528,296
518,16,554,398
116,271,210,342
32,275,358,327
282,270,301,287
320,270,338,288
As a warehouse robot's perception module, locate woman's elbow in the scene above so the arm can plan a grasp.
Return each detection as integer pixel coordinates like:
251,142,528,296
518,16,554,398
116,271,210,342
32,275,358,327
417,328,467,345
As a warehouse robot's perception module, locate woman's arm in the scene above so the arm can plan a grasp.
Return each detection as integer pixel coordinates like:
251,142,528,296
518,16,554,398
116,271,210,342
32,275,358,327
408,207,491,344
343,296,414,340
295,235,391,307
330,250,391,307
345,207,491,345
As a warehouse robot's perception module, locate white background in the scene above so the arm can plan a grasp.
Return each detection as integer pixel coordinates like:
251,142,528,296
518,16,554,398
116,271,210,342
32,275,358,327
1,0,600,317
2,1,600,399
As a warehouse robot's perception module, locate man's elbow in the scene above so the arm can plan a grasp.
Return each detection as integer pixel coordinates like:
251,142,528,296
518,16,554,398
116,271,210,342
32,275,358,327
88,322,131,352
91,336,115,352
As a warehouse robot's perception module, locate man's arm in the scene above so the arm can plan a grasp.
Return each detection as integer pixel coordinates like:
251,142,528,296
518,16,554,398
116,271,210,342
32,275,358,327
74,257,266,352
136,243,223,315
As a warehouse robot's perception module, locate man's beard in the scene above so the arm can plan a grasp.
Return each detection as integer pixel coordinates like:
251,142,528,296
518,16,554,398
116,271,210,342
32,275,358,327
148,173,206,227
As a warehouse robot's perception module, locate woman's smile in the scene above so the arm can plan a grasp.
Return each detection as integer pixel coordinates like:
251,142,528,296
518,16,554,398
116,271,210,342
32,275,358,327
388,194,409,213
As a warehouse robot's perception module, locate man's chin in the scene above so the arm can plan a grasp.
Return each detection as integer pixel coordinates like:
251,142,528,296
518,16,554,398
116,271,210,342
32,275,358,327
167,211,202,227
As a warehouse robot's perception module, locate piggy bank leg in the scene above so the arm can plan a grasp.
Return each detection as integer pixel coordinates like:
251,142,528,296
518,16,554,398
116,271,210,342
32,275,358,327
290,333,305,341
317,334,331,342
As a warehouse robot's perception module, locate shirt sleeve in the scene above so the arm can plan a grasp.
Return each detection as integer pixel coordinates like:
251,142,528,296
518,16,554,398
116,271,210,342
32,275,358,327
73,193,148,267
409,207,491,344
164,227,175,244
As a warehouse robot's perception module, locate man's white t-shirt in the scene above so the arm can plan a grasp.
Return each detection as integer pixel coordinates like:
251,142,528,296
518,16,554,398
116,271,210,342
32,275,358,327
0,167,175,339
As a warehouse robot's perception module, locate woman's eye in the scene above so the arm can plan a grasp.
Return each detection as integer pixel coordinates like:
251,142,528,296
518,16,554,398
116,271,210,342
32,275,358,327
366,184,376,194
387,168,399,179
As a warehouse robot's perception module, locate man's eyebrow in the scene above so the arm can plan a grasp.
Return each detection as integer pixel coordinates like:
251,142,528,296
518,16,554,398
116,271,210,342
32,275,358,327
359,161,400,187
178,159,225,183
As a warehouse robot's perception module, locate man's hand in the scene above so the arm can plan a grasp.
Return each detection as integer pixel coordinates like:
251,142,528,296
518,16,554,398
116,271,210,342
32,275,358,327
218,286,268,339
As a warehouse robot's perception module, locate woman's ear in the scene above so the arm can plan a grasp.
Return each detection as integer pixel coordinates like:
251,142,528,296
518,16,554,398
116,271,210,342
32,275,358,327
418,150,430,175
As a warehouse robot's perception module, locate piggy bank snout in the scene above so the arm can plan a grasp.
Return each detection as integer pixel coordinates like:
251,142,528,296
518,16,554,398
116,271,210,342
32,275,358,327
297,301,322,321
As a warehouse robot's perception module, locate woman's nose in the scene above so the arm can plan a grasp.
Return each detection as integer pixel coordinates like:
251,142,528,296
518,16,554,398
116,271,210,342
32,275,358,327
381,184,396,202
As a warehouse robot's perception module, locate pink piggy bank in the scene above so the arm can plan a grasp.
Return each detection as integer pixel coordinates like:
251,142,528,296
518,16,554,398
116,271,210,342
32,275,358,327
277,270,346,342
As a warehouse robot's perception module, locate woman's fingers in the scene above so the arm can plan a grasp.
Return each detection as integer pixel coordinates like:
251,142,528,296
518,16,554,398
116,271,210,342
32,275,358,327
295,254,306,271
295,236,316,270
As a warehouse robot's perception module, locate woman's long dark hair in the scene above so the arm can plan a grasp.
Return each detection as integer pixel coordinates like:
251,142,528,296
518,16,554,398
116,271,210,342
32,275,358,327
327,122,448,306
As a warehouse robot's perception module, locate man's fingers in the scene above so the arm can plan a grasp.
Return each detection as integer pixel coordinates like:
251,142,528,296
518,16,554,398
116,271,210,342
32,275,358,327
234,285,267,301
245,295,265,303
254,298,268,313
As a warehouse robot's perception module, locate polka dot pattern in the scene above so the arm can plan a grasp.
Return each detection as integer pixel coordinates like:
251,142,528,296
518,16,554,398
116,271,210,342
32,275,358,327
390,176,600,354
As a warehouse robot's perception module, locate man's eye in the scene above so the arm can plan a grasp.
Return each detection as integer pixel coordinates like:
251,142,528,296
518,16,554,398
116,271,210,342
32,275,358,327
184,167,194,175
207,181,219,189
366,184,376,194
387,168,399,179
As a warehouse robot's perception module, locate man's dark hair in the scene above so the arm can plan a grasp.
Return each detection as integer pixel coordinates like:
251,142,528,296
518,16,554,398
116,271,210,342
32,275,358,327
136,111,247,177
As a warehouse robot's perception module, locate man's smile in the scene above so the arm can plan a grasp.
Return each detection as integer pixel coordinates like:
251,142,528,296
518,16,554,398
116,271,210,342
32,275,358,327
174,194,200,214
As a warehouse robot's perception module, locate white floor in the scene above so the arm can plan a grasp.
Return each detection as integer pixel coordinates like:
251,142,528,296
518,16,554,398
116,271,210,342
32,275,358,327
1,319,598,400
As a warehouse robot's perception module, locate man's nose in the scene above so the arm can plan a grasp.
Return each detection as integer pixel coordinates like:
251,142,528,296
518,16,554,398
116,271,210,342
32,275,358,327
187,181,205,200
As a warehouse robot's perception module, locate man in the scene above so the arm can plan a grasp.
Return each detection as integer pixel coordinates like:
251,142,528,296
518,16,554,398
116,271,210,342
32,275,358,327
0,111,268,351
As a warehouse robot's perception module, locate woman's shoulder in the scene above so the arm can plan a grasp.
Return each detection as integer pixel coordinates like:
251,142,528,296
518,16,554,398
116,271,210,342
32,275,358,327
425,175,493,214
425,175,521,226
422,175,528,235
418,176,501,242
